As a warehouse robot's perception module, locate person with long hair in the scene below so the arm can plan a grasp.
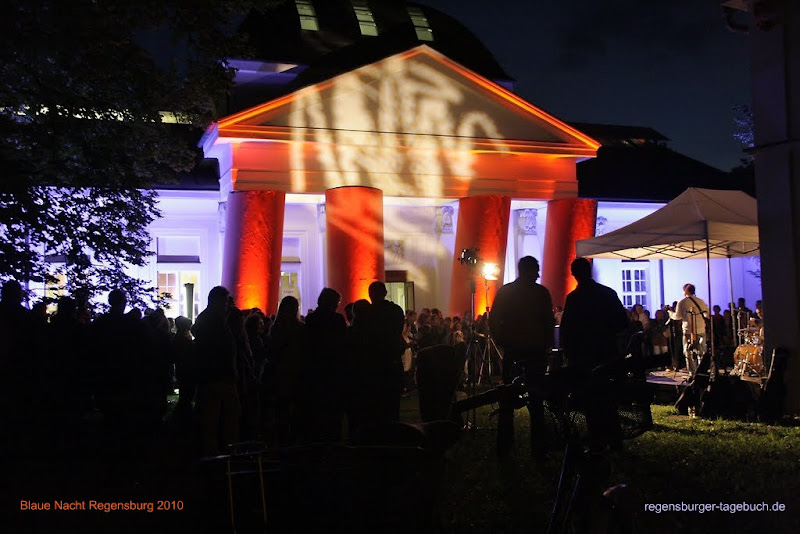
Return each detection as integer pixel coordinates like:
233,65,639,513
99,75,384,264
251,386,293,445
267,296,305,445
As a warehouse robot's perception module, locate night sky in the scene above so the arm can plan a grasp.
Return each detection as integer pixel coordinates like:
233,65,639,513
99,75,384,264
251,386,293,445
420,0,751,172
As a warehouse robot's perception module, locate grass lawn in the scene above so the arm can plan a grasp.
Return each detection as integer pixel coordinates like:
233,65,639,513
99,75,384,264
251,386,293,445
400,393,800,533
8,391,797,533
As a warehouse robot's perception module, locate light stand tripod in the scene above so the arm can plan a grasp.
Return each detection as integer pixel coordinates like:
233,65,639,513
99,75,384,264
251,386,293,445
463,277,480,429
458,248,485,429
477,277,503,386
459,252,503,430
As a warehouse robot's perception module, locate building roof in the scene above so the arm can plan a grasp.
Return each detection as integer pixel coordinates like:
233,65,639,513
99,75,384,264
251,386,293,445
165,158,220,191
230,1,512,112
567,122,670,146
577,143,754,202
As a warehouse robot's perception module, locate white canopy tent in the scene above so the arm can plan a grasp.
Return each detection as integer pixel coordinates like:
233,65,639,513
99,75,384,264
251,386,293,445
576,188,759,260
576,187,760,361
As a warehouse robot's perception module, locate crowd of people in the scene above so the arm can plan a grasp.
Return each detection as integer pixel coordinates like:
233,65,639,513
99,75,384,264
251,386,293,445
610,291,763,376
0,270,762,460
0,279,408,458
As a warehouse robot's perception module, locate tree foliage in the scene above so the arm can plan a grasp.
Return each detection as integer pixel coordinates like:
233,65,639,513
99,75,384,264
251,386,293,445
732,104,755,151
0,0,260,308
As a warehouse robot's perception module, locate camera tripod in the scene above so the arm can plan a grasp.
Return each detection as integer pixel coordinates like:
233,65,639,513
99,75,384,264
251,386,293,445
465,275,503,388
470,320,503,386
462,281,504,430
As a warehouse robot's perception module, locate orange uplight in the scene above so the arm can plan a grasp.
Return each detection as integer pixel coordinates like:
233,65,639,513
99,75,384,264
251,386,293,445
482,263,500,281
325,186,384,310
221,190,286,315
541,198,598,308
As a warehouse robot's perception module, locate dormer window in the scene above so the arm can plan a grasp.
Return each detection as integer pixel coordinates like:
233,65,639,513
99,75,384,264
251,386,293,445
295,0,319,31
352,0,378,36
407,6,433,41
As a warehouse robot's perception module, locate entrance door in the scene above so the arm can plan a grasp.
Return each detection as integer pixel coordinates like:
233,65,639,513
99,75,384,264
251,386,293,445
279,270,301,312
386,281,415,312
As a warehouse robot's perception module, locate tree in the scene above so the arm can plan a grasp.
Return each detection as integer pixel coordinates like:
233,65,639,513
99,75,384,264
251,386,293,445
732,104,755,153
0,1,260,308
728,103,756,198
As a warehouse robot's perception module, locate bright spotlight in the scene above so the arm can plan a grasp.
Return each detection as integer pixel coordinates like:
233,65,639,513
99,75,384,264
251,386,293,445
482,262,500,281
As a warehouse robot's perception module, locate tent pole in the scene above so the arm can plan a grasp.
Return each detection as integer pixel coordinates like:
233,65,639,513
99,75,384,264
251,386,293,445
705,223,715,370
727,255,736,354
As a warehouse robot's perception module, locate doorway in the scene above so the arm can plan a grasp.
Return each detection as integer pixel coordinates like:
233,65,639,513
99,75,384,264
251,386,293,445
386,281,415,312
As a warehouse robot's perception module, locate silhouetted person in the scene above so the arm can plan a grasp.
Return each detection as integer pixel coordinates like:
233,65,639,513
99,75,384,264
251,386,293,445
192,286,239,456
0,280,32,363
172,316,197,423
245,313,267,385
267,296,305,445
245,313,268,436
47,296,88,440
299,288,347,443
141,307,173,433
560,257,629,451
344,301,355,326
414,311,438,351
31,301,48,327
365,281,406,424
489,256,554,459
0,281,39,451
345,298,373,436
90,289,149,462
228,307,259,439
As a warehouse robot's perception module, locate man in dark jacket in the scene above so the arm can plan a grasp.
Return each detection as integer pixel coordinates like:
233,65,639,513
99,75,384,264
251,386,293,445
560,258,629,372
367,281,406,423
489,256,554,459
560,257,629,451
192,286,238,455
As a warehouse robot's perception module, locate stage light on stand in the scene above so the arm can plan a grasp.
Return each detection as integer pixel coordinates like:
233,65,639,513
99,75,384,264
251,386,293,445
459,247,480,267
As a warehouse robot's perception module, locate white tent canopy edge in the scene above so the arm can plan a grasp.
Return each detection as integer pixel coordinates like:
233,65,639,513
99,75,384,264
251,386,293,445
576,188,759,260
576,187,760,362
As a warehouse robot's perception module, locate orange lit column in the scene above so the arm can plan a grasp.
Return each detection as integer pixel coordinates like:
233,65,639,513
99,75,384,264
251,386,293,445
542,197,598,308
325,186,384,308
449,195,511,319
221,190,286,315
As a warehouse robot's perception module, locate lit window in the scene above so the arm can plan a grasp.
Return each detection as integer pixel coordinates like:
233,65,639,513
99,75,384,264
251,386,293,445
351,0,378,36
279,271,301,311
158,270,201,319
407,6,433,41
156,236,200,263
621,267,648,309
295,0,319,31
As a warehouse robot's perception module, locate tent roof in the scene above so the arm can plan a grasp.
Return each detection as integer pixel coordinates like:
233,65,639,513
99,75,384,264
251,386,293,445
576,188,759,260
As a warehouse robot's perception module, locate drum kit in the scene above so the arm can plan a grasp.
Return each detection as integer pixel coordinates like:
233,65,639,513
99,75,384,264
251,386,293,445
732,323,765,377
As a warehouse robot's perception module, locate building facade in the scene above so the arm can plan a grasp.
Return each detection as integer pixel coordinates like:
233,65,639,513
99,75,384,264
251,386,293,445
129,1,761,318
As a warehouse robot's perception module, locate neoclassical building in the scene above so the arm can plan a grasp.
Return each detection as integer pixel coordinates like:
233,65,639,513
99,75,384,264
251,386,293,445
138,0,761,319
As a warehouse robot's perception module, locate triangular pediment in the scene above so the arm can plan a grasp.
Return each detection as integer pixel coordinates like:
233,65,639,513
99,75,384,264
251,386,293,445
218,46,598,153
